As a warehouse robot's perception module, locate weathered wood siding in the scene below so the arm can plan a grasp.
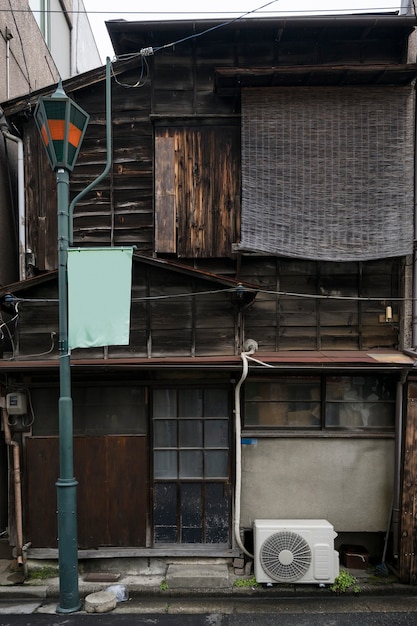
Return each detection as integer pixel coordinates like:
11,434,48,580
21,19,411,270
155,126,240,257
12,256,401,360
14,20,408,357
240,258,401,351
400,379,417,584
24,124,58,271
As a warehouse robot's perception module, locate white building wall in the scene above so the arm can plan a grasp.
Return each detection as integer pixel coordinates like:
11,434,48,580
70,0,102,74
50,0,71,79
52,0,101,79
0,0,59,102
241,438,394,532
0,0,101,286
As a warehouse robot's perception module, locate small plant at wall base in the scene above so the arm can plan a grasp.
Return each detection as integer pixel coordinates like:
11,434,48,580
331,570,360,594
27,565,59,580
234,576,260,588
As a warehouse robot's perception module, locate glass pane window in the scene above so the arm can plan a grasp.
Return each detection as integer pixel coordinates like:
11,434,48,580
179,388,203,417
31,385,147,436
179,450,203,478
245,377,321,428
205,420,229,447
154,451,177,479
179,420,203,447
204,451,228,478
152,386,230,545
325,375,396,429
154,420,177,447
153,389,177,417
204,389,229,416
244,375,396,431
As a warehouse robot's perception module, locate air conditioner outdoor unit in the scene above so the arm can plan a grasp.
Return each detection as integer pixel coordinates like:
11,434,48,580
254,519,339,584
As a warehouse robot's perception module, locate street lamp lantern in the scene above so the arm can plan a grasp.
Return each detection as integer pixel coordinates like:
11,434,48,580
34,81,89,614
34,80,89,171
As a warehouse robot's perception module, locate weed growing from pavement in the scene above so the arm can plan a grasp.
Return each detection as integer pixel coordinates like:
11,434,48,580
234,576,260,588
27,566,59,580
331,570,360,594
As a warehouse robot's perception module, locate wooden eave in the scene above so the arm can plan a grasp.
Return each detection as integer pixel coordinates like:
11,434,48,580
214,64,417,93
0,56,140,118
133,253,258,290
0,271,56,300
0,255,258,307
106,15,417,57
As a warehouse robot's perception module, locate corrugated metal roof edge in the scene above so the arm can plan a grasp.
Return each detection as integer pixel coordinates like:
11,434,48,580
106,14,417,34
0,350,414,371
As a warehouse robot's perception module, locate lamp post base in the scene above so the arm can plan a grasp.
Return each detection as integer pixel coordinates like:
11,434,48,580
56,601,83,614
56,476,80,613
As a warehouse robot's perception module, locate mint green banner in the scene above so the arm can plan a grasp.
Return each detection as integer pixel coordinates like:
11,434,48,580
68,247,133,349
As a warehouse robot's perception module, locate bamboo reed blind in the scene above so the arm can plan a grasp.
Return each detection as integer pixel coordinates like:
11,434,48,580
240,86,415,261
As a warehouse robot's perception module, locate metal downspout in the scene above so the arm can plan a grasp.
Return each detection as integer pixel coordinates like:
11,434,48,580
234,341,259,559
69,57,112,245
1,130,26,281
6,28,13,100
413,253,417,349
0,397,23,566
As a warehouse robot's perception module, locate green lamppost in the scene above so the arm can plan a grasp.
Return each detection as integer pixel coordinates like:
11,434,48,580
34,81,89,613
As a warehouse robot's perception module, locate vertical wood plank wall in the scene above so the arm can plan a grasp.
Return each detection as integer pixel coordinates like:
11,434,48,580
400,380,417,584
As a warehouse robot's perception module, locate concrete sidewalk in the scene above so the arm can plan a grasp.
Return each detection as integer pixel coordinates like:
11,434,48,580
1,557,417,599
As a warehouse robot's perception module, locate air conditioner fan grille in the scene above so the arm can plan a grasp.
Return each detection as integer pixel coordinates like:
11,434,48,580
260,530,312,582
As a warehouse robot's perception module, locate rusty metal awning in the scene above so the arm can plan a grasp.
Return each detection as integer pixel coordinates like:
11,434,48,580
0,350,414,372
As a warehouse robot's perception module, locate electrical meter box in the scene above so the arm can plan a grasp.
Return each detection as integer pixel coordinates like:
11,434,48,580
6,392,27,415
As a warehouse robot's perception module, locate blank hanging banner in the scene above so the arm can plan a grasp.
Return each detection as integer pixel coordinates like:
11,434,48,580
68,247,133,349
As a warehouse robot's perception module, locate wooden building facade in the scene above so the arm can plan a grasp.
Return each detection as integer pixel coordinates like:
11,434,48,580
2,15,417,582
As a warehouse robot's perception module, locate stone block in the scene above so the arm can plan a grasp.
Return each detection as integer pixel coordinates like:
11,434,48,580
84,591,116,613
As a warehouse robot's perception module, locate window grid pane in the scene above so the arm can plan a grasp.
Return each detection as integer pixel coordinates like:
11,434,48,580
152,387,230,545
244,376,395,431
153,387,230,478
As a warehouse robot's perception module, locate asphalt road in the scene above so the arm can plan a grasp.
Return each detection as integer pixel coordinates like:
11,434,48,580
2,594,417,624
1,613,417,625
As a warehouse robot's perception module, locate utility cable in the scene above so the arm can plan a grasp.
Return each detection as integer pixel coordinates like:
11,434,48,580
4,287,415,304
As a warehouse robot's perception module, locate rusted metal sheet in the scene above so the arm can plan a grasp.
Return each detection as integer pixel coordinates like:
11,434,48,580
25,435,148,549
3,350,413,373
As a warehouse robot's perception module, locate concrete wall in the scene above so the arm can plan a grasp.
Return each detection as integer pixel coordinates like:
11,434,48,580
70,0,102,74
0,0,100,287
0,0,101,102
241,438,394,532
50,0,101,80
0,0,59,102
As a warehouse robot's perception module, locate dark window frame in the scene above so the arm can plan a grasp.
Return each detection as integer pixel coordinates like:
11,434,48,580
243,372,397,436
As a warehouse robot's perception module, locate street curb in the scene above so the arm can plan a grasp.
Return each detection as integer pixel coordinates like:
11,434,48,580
0,585,48,599
0,585,417,601
3,581,417,602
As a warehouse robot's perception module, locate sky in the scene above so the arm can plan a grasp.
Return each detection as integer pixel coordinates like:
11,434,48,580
82,0,403,63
